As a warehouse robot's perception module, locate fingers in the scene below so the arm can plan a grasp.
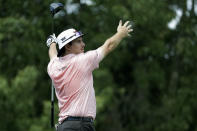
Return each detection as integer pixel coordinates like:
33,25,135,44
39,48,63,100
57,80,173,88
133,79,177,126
127,24,132,30
118,20,133,28
124,21,133,33
128,29,133,32
123,21,130,27
119,20,122,26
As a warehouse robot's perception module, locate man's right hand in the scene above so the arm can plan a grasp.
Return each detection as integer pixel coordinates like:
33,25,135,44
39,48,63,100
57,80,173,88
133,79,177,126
117,20,133,38
46,33,58,47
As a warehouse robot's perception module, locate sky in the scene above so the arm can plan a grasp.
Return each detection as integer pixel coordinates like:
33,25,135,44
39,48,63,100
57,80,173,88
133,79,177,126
168,0,196,29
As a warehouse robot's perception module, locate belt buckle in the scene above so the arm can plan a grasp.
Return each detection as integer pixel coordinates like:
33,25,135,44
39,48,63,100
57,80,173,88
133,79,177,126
90,118,93,122
86,117,93,122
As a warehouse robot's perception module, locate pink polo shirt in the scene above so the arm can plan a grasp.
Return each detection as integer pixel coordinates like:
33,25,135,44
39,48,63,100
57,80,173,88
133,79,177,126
47,48,104,123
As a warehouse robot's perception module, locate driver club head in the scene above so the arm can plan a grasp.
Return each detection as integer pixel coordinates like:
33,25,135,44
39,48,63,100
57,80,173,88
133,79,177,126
50,3,63,16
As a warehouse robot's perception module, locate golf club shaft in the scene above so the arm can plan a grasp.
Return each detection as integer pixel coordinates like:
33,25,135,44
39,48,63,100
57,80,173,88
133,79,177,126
51,82,54,127
50,15,55,128
50,9,55,129
49,2,63,128
52,15,54,34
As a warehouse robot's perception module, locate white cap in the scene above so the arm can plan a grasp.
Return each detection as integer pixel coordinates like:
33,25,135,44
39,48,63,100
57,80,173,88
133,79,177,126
57,28,84,50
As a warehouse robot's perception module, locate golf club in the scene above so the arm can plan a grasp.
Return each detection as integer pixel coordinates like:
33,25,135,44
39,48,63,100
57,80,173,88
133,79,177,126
50,2,64,33
49,2,64,128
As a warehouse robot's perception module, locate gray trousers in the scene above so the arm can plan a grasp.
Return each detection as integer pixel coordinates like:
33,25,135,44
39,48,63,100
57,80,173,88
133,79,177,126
57,120,95,131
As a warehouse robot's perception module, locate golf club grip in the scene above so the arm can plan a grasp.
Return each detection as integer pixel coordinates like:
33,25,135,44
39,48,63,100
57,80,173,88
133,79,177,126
51,101,54,127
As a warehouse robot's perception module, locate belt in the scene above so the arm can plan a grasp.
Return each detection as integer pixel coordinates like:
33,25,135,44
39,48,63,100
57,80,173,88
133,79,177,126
64,116,94,123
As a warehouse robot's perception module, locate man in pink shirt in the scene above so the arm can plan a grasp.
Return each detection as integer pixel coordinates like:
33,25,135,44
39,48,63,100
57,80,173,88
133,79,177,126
46,20,133,131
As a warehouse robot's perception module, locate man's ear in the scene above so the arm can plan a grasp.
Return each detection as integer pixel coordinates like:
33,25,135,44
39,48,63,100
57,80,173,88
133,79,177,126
65,44,71,51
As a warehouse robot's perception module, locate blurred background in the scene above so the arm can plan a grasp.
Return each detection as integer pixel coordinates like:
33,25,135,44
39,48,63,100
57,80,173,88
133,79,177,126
0,0,197,131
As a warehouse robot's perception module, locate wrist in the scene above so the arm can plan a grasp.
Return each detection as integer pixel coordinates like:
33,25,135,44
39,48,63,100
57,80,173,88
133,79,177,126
49,42,56,47
116,31,126,39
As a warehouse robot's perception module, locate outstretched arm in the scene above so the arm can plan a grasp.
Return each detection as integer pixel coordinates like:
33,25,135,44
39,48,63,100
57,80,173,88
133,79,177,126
100,20,133,57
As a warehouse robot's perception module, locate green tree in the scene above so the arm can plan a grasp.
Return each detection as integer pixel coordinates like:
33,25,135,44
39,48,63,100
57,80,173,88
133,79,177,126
0,0,197,131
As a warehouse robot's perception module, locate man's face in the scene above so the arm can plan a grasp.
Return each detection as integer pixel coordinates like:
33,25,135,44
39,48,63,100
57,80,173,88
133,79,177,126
69,37,85,54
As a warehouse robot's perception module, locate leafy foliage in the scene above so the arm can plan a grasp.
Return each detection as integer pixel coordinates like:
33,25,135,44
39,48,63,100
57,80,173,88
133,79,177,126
0,0,197,131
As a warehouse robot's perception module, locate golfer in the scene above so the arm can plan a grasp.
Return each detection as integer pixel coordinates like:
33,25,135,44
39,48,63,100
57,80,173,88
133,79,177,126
46,20,133,131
